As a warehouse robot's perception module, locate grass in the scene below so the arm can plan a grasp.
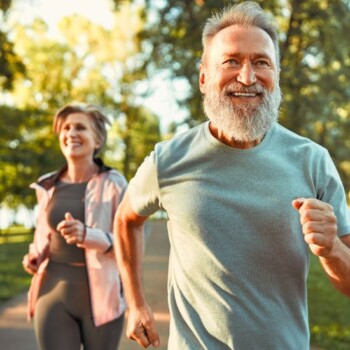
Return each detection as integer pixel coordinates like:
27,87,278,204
0,228,33,302
0,226,32,234
0,225,33,243
1,228,350,349
308,254,350,349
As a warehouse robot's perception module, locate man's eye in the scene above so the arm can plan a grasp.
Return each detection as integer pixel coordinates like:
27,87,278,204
255,60,269,67
223,59,240,67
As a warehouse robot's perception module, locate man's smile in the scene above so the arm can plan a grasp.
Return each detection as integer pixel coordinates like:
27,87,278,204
227,91,260,98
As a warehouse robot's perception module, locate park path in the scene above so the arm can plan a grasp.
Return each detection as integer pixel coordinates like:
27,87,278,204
0,220,170,350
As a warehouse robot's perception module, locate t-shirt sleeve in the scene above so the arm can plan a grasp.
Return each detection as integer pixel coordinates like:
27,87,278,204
127,151,162,217
318,149,350,237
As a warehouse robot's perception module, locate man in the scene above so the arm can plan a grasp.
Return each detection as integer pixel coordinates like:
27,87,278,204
113,2,350,349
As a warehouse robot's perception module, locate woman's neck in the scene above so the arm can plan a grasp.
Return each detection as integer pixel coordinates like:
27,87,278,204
61,159,99,183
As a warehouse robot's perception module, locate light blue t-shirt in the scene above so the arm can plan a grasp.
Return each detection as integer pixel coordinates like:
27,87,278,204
128,122,350,350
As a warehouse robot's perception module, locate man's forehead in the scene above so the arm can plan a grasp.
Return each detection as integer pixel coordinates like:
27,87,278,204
205,25,276,61
215,25,273,47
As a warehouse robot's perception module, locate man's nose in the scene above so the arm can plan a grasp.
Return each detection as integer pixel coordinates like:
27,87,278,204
237,63,257,86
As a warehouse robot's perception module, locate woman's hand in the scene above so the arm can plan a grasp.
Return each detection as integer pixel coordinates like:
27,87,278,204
56,212,86,245
22,244,39,274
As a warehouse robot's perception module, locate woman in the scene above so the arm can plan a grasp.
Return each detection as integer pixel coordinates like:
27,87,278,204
22,103,127,350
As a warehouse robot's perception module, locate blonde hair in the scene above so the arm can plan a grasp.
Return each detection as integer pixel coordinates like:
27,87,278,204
202,1,280,67
53,103,111,156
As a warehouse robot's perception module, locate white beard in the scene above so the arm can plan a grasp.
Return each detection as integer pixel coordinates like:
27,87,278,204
203,81,282,142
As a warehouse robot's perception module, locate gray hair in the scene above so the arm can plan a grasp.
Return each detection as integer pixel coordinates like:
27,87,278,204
53,103,111,156
202,1,280,67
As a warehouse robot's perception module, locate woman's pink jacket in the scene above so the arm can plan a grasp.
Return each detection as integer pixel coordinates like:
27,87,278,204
27,161,127,326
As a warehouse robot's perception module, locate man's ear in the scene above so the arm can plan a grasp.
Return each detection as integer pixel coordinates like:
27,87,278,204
199,63,206,95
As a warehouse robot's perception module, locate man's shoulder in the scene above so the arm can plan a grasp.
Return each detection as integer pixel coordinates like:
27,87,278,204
157,122,207,148
275,123,326,152
155,122,206,154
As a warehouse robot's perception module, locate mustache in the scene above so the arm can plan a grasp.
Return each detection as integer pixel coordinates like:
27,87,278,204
223,83,266,95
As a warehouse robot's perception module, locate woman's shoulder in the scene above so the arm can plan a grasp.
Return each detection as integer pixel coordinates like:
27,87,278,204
30,170,61,191
95,158,127,187
100,168,128,189
37,170,59,182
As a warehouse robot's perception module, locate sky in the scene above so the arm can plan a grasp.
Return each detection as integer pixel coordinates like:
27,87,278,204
8,0,188,133
10,0,115,30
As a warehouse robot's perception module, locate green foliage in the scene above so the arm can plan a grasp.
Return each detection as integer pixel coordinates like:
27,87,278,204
137,0,225,127
280,0,350,191
106,105,161,180
1,0,349,209
0,105,62,208
0,0,25,90
0,0,11,13
0,225,32,235
0,238,33,302
0,225,33,243
308,254,350,349
0,2,162,209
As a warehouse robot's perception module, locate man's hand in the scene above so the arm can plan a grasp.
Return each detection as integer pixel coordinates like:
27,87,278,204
292,198,337,257
56,212,85,244
127,304,160,348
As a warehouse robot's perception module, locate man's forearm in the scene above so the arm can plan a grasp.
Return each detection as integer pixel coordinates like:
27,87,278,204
319,237,350,298
114,218,147,307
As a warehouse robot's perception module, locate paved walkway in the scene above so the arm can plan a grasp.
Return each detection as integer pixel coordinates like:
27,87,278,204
0,220,170,350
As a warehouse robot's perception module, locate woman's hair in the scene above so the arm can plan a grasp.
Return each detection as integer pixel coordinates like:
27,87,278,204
201,1,280,67
53,103,111,156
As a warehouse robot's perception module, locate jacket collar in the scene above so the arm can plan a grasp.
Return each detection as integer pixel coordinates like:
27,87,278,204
37,158,112,191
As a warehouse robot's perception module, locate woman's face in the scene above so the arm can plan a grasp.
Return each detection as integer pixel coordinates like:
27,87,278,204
59,113,100,161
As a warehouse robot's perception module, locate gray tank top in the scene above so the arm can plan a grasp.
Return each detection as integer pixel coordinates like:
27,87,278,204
47,181,87,264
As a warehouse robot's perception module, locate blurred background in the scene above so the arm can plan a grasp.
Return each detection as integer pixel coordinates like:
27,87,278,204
0,1,350,349
0,0,349,225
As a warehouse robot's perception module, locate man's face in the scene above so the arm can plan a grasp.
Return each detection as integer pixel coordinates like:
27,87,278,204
199,25,281,144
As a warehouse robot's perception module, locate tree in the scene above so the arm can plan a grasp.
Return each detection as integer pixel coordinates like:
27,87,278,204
0,2,161,207
279,0,350,192
0,105,60,208
0,0,25,89
106,104,161,180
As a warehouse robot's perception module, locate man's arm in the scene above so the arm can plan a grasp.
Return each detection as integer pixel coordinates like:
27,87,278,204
293,198,350,298
114,190,160,348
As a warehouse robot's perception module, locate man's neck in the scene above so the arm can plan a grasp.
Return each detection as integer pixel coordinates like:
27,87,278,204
208,123,264,149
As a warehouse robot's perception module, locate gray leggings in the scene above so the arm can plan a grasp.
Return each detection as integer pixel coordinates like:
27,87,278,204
34,261,124,350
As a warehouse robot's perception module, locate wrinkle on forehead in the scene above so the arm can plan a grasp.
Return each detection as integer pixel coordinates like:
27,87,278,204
203,25,277,67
